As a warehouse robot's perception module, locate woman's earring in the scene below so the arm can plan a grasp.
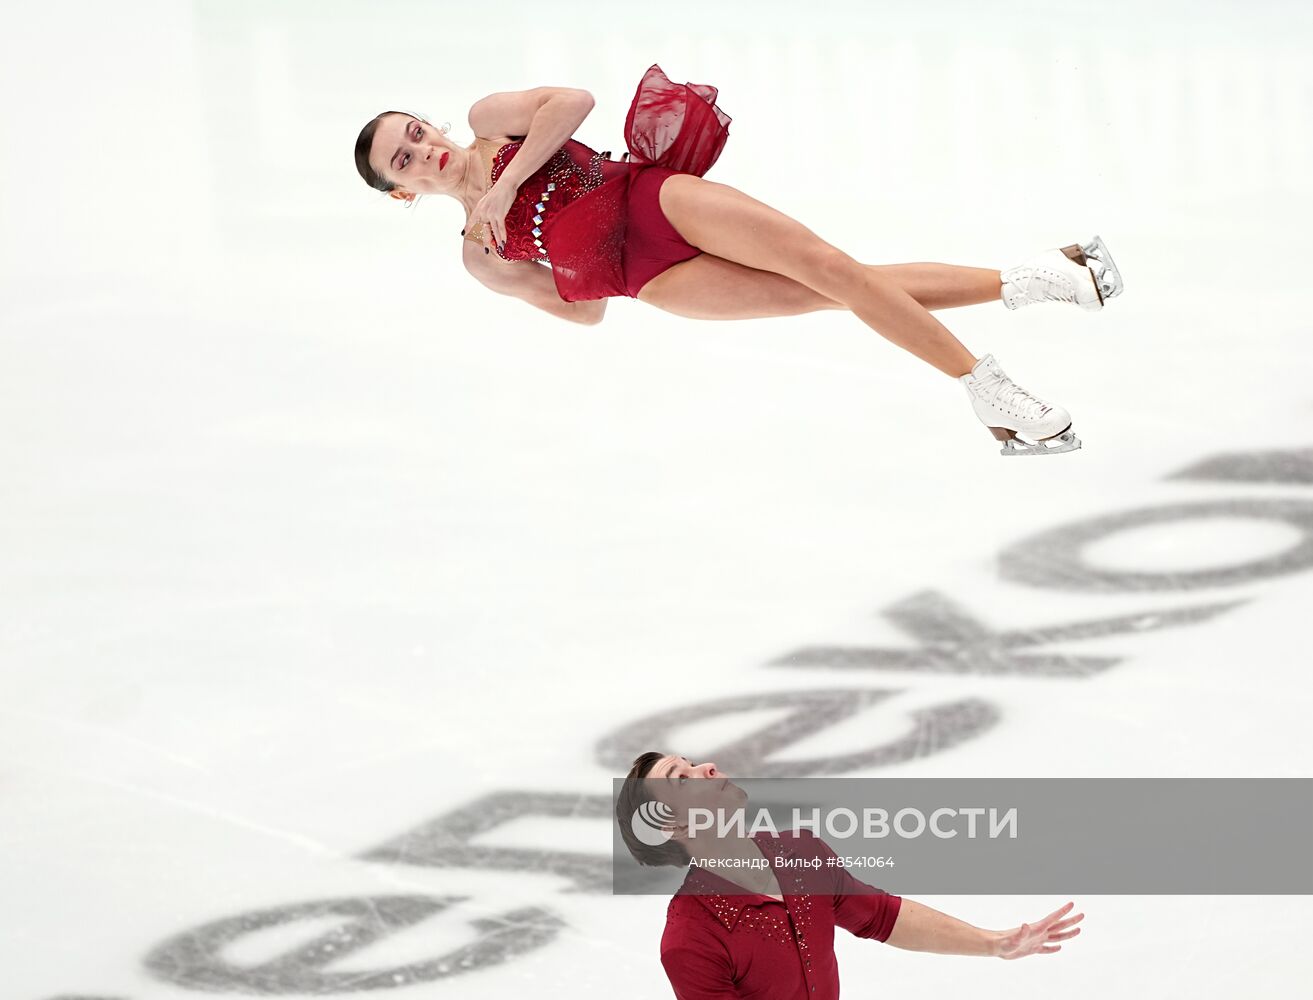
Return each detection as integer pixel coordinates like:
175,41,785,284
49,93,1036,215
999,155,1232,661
440,121,451,135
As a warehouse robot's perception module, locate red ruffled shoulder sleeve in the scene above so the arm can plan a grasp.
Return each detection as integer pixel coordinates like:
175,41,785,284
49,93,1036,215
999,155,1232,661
624,63,731,176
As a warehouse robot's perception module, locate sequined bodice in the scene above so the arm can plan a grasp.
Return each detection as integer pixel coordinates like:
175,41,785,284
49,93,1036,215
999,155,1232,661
458,64,731,302
489,139,627,264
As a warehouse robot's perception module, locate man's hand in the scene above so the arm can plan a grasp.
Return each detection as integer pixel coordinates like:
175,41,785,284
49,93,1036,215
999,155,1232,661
995,901,1084,959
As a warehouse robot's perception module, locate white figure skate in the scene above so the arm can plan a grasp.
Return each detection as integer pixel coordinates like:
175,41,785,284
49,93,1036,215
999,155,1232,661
960,354,1081,456
1001,235,1124,311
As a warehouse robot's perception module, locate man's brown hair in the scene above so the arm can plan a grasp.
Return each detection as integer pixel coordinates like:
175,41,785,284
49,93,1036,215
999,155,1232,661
615,751,691,868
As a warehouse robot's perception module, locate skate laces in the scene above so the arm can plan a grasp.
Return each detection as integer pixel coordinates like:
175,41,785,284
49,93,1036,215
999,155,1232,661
1021,267,1075,303
978,367,1051,417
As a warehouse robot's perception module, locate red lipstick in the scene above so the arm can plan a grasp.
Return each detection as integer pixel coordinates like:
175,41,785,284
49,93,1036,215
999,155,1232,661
439,151,449,171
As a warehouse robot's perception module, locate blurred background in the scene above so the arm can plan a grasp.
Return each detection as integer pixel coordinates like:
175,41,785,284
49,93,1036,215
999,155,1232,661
2,1,1311,996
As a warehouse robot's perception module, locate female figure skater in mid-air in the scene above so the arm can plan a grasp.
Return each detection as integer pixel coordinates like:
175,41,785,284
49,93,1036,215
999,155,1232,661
354,65,1123,456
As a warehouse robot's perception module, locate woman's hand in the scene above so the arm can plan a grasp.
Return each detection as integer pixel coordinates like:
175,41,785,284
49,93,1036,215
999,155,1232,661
470,180,516,253
995,901,1084,959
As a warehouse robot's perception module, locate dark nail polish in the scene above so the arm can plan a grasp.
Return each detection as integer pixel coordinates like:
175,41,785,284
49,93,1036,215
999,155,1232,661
484,246,490,254
460,228,466,236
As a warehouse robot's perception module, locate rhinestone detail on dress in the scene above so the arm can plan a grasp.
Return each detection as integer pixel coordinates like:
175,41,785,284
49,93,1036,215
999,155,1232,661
487,142,612,262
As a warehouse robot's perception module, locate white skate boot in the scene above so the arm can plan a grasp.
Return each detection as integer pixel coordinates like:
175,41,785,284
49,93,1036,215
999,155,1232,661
960,354,1081,456
1001,235,1124,311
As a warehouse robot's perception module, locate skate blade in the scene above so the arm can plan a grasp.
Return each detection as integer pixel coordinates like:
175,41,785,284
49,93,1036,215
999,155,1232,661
1057,242,1106,308
1080,234,1123,300
991,426,1082,457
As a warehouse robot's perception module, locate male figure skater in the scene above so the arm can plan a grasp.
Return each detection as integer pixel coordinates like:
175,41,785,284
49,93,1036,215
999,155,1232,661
616,752,1083,999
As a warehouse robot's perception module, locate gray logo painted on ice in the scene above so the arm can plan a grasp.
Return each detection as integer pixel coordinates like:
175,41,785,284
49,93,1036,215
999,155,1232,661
125,442,1313,992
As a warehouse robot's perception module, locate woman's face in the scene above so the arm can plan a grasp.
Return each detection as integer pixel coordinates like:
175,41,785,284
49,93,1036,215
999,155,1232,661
368,113,466,197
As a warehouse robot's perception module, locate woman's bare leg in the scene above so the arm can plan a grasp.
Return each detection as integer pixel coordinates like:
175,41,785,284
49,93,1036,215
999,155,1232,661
638,254,999,319
654,175,980,377
874,263,1001,310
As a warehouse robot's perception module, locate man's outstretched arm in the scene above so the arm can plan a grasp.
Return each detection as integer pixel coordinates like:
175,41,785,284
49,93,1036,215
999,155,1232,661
886,900,1084,959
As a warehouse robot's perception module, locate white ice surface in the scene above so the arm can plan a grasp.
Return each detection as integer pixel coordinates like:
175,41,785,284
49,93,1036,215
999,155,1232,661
2,1,1312,997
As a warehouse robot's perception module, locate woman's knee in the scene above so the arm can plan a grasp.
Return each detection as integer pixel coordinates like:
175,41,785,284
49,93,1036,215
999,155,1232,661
791,245,873,300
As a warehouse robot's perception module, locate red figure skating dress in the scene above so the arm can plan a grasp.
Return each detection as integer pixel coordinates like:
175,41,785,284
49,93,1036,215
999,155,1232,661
487,64,732,301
